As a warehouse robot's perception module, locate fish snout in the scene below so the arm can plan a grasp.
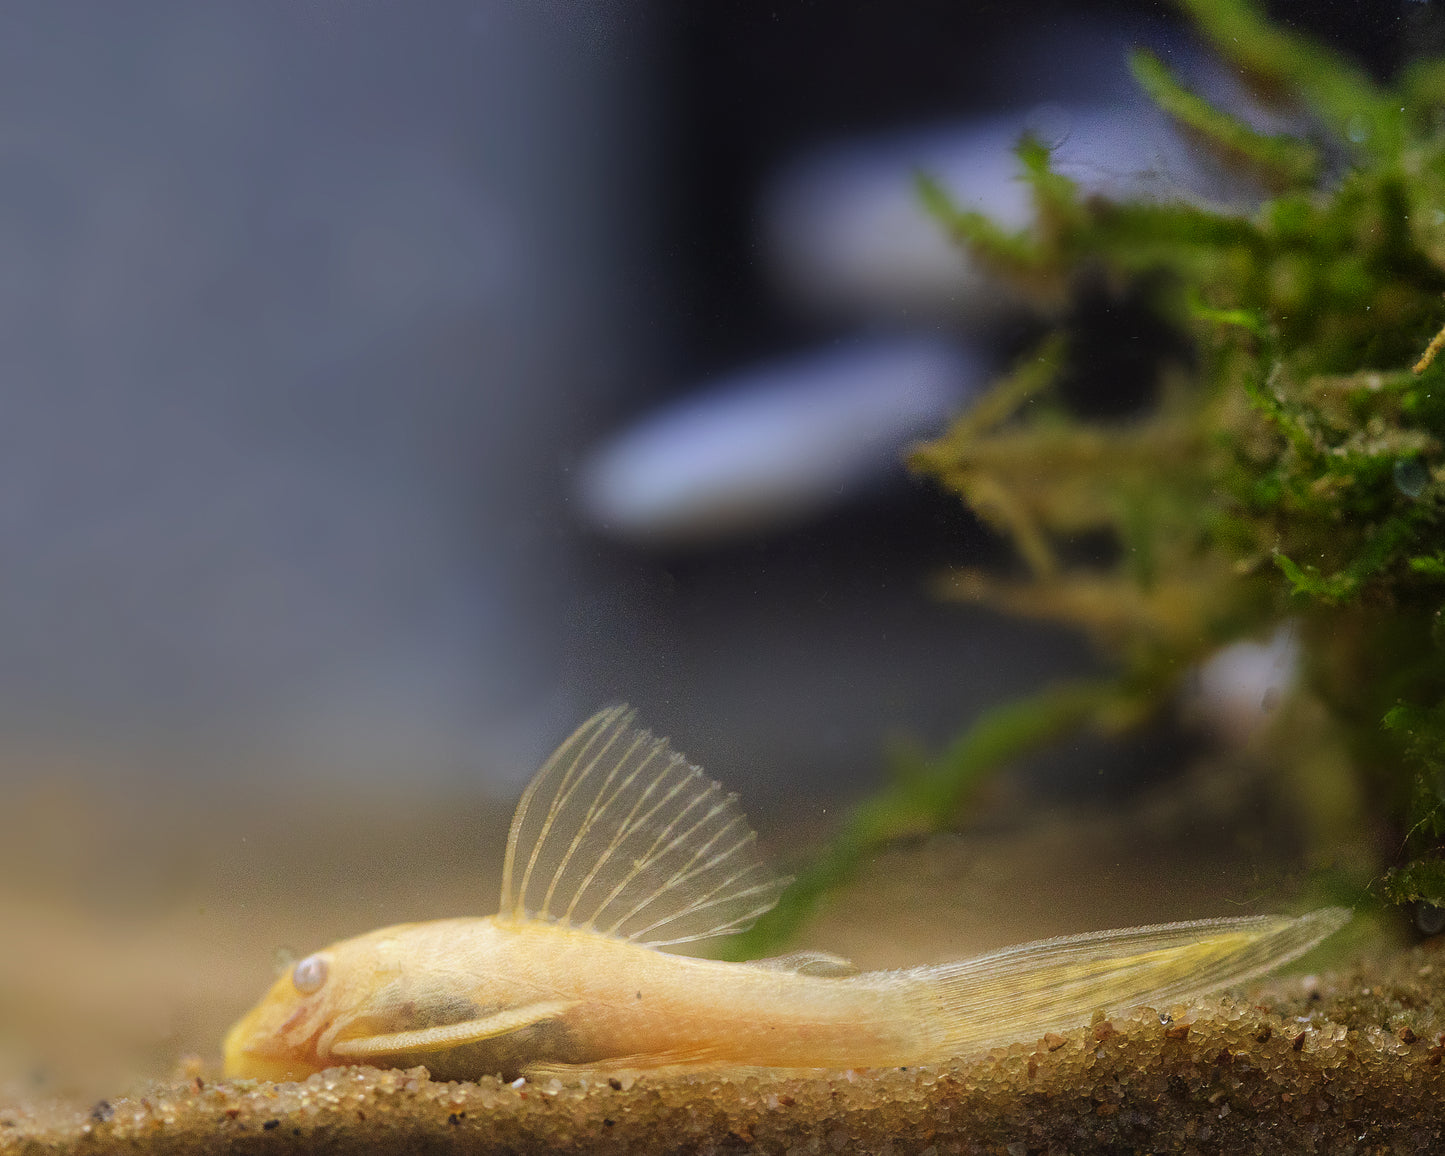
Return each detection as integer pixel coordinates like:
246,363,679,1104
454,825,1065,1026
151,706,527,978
222,999,330,1082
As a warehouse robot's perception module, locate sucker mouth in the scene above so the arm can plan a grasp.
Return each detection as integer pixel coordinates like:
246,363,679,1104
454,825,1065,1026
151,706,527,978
222,999,329,1073
314,1009,361,1062
273,995,344,1058
277,1005,311,1041
222,1018,287,1080
223,1010,333,1081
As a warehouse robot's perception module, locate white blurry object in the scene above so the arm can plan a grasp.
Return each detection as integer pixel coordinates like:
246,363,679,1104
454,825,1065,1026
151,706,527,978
579,336,980,544
763,102,1254,321
1192,626,1301,741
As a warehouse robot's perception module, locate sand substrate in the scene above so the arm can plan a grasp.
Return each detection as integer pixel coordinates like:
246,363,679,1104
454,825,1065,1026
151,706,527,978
4,939,1444,1156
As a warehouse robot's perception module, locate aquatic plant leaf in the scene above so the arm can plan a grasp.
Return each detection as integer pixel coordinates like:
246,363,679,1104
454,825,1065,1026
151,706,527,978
1128,48,1320,191
1380,860,1445,908
500,706,791,948
1175,0,1398,156
915,173,1054,289
723,680,1121,960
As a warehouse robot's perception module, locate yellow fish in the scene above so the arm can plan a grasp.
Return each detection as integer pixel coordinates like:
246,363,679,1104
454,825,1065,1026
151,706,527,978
223,706,1348,1082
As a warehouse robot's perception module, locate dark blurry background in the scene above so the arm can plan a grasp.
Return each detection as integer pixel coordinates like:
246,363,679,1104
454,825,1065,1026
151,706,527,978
0,0,1423,800
0,0,1427,796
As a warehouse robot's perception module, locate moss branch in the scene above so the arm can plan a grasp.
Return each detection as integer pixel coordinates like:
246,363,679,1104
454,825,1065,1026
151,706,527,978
1129,48,1321,190
898,0,1445,927
721,680,1124,959
915,172,1058,295
1173,0,1400,157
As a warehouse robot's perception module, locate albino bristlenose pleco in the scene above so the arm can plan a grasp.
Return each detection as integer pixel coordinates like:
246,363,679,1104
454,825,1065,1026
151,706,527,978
225,706,1348,1081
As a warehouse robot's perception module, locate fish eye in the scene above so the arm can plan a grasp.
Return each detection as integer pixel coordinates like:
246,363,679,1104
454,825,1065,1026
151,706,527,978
291,954,329,994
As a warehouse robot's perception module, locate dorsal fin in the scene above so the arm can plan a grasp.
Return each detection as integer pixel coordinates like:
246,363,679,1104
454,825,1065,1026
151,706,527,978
498,706,792,948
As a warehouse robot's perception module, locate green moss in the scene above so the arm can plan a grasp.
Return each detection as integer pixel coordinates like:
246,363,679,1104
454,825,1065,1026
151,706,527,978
749,0,1445,953
1127,49,1321,190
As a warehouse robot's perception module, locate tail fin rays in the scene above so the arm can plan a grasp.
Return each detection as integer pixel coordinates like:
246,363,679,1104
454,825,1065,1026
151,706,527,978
905,907,1349,1058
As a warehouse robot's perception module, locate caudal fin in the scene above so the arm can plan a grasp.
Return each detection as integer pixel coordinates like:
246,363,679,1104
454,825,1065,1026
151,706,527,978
904,907,1349,1059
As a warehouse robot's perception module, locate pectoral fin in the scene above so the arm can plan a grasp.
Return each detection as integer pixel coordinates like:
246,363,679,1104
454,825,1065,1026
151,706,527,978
523,1053,832,1081
330,1000,579,1060
521,1047,725,1080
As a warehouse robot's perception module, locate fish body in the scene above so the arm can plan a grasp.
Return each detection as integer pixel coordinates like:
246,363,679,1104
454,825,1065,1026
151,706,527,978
224,707,1349,1081
225,917,926,1080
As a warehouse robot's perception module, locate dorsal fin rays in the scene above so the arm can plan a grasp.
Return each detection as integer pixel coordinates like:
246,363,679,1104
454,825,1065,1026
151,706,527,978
571,758,716,928
602,825,764,937
538,728,657,920
556,740,675,925
625,872,788,946
595,799,747,933
502,705,627,921
499,706,792,949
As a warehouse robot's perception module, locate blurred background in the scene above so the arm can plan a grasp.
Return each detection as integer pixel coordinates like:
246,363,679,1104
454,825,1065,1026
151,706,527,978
0,0,1424,1102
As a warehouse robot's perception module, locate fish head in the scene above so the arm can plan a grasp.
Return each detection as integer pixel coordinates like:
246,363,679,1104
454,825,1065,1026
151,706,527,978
223,927,406,1081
